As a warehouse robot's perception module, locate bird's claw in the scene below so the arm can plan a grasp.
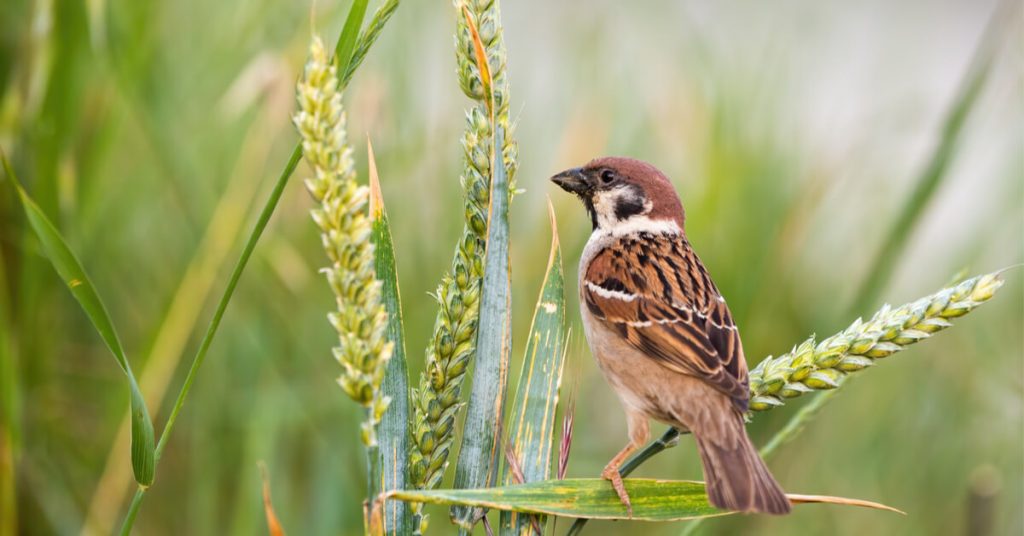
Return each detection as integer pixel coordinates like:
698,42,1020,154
601,466,633,518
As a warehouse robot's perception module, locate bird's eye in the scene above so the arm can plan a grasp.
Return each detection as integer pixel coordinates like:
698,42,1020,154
600,170,616,184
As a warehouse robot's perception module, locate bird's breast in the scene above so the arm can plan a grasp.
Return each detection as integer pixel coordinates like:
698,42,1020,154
579,299,673,422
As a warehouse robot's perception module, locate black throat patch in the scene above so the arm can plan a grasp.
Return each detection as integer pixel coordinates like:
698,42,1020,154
584,197,598,230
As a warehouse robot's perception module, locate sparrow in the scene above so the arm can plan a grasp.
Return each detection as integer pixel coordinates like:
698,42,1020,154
551,157,791,516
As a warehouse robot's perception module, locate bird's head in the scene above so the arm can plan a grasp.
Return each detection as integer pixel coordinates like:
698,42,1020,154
551,156,685,234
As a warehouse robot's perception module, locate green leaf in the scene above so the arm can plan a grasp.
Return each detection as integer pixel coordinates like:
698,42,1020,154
499,203,566,535
387,478,903,522
341,0,400,87
367,142,411,535
451,125,512,530
333,0,369,73
3,155,155,486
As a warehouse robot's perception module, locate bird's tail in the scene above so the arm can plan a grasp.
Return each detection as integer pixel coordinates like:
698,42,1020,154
694,419,791,515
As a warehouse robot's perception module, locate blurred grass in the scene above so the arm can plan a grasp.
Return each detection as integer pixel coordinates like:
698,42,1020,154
1,0,1021,535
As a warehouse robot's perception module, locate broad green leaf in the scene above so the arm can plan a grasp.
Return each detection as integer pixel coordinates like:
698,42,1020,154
368,141,411,535
4,155,155,486
387,478,903,523
451,125,511,530
499,203,566,535
333,0,369,73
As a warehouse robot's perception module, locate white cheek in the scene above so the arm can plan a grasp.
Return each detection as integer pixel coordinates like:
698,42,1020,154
592,187,654,230
592,190,619,229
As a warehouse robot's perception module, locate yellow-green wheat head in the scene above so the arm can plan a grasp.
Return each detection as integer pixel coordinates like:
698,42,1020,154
294,36,393,447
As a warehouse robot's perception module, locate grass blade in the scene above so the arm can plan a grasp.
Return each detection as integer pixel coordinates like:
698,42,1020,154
0,220,19,535
498,202,567,535
2,153,155,486
451,125,512,530
342,0,399,86
333,0,369,74
385,479,903,522
367,141,412,535
851,2,1002,313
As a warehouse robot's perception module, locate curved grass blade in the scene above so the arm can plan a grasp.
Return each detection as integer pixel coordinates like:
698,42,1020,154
451,125,511,530
3,154,155,486
499,202,566,535
386,478,902,522
367,141,411,535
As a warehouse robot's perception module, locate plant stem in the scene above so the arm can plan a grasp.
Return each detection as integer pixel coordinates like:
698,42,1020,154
166,142,299,460
676,394,835,536
678,392,835,536
154,143,300,465
116,144,303,533
757,391,835,461
620,428,683,476
118,487,145,536
565,428,685,536
366,406,382,503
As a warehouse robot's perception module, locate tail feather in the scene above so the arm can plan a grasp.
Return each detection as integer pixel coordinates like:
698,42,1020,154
695,426,791,515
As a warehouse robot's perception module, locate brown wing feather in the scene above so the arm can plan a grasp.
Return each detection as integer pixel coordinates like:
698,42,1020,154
584,233,749,411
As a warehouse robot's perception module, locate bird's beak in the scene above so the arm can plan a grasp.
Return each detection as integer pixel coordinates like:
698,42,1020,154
550,167,591,195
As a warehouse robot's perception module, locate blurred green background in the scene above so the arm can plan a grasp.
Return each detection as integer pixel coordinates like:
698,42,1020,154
1,0,1021,534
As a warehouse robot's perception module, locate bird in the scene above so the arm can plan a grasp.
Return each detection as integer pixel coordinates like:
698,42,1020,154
550,156,791,516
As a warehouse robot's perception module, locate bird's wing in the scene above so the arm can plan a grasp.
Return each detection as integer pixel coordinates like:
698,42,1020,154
583,233,749,411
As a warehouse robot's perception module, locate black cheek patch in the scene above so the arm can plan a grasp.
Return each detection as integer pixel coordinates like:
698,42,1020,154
613,186,647,221
613,195,646,221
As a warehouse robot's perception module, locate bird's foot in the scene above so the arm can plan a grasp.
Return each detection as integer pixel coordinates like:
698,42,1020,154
601,465,633,518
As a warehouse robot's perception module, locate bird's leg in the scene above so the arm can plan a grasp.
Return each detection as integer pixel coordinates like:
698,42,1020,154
601,444,638,517
601,411,649,518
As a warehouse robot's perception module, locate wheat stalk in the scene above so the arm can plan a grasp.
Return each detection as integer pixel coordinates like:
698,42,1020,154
294,36,393,446
749,272,1004,412
408,0,517,533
